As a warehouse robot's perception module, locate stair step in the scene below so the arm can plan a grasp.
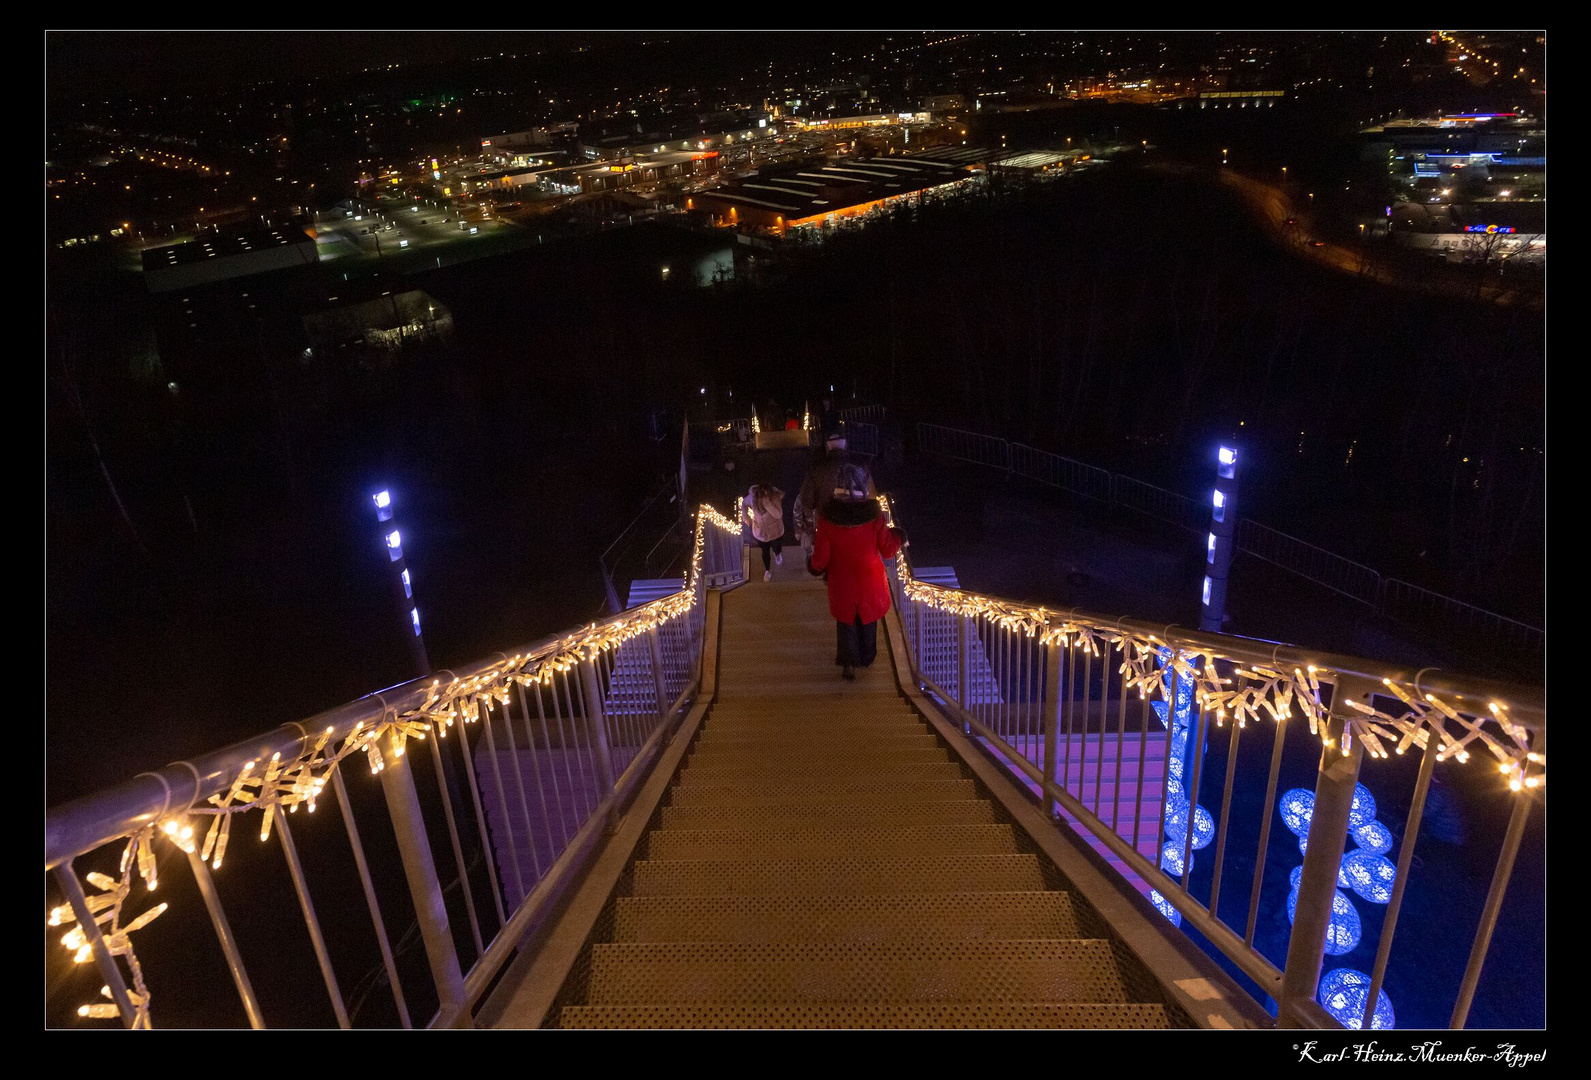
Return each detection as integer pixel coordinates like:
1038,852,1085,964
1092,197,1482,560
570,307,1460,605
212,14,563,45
666,778,980,808
613,891,1085,943
687,744,952,767
630,854,1047,896
694,727,931,747
560,1002,1171,1028
584,940,1128,1005
676,760,964,785
645,823,1017,860
660,800,996,829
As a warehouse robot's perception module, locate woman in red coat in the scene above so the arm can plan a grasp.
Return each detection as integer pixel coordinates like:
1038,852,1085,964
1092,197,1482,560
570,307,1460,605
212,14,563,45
809,464,905,679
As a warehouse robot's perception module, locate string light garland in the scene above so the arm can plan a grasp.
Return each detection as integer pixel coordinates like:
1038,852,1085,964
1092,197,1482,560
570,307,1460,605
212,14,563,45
52,503,742,1027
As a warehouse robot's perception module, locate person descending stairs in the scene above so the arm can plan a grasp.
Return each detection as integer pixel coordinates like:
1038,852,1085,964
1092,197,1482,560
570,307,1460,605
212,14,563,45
553,546,1188,1028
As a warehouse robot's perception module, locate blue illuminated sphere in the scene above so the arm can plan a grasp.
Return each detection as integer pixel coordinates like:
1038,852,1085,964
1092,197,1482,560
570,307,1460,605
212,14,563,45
1319,968,1395,1030
1337,856,1353,889
1166,775,1184,800
1151,699,1169,727
1149,889,1182,927
1323,890,1362,955
1348,783,1378,829
1188,805,1215,850
1164,796,1191,842
1161,840,1192,878
1299,832,1309,856
1171,729,1188,760
1286,883,1299,923
1341,850,1398,904
1280,789,1315,837
1353,819,1395,856
1290,865,1304,889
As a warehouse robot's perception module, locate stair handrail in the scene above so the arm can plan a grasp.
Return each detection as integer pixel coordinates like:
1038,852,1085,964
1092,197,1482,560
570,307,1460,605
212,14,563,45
45,502,743,1029
878,492,1544,1030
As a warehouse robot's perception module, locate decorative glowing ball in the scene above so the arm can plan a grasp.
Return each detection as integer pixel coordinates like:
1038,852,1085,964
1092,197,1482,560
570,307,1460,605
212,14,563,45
1163,796,1191,842
1280,789,1315,836
1166,775,1184,800
1149,889,1182,927
1323,890,1362,955
1319,968,1395,1029
1171,729,1188,760
1341,850,1398,904
1286,883,1299,923
1167,751,1184,781
1161,840,1192,877
1299,833,1309,856
1151,699,1170,728
1353,819,1395,856
1290,865,1304,889
1188,805,1215,850
1348,783,1378,829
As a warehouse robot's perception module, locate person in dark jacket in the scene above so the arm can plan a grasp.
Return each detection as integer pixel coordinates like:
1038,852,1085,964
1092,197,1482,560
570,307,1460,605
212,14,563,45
795,434,867,557
809,463,905,679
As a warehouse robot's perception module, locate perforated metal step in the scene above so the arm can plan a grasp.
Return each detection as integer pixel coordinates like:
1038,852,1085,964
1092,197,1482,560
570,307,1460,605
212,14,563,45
560,1002,1172,1028
677,760,965,785
695,726,931,747
687,744,952,768
645,823,1017,861
665,778,980,808
613,892,1086,944
630,854,1048,897
584,940,1128,1004
660,800,997,830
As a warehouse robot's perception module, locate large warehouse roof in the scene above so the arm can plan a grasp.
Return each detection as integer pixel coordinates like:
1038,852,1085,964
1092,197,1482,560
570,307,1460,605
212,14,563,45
694,154,977,221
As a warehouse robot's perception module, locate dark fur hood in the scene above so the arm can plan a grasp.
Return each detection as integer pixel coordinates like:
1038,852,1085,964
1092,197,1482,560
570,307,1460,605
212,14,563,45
821,498,882,527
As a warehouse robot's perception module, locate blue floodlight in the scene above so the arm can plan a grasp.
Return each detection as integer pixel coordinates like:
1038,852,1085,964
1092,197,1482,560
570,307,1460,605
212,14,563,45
386,530,402,549
411,608,421,635
1202,576,1212,605
1208,532,1218,564
374,490,391,509
401,569,412,598
1218,446,1237,479
1212,489,1226,522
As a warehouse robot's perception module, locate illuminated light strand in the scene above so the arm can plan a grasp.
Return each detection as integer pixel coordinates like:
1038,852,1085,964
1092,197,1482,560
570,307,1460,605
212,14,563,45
52,502,743,1026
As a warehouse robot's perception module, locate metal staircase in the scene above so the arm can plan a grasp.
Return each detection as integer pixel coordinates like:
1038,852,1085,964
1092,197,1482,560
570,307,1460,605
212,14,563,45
547,557,1188,1028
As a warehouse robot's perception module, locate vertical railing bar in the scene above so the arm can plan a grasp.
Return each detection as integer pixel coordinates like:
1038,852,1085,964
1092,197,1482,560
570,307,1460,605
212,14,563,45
1019,629,1031,763
533,680,573,848
1087,645,1102,822
999,624,1009,740
516,682,556,873
1360,726,1441,1030
1207,698,1244,920
1131,652,1148,856
475,699,528,910
53,859,143,1029
330,766,412,1028
270,805,351,1028
558,669,595,819
1154,658,1177,875
444,702,508,927
1060,637,1075,798
1449,786,1535,1029
497,684,545,884
551,672,584,823
1245,708,1290,947
1178,688,1208,893
424,729,489,949
1112,638,1129,836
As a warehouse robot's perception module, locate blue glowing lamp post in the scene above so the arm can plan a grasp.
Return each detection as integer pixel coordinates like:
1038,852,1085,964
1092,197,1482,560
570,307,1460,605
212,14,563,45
374,490,432,678
1200,445,1239,634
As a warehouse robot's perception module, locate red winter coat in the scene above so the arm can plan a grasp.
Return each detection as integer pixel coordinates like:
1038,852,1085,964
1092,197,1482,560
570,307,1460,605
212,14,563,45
811,498,902,624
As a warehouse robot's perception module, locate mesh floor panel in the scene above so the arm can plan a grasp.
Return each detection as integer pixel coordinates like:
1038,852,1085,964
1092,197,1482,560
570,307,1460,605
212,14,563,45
559,1002,1172,1028
665,778,981,808
585,940,1126,1004
630,854,1048,896
677,761,965,784
613,892,1086,944
660,800,997,829
644,823,1017,860
687,744,953,767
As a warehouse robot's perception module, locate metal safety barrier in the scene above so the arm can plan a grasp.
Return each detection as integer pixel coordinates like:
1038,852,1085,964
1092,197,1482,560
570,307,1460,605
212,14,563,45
1237,519,1383,608
880,493,1545,1031
840,419,880,458
839,404,887,424
44,505,746,1029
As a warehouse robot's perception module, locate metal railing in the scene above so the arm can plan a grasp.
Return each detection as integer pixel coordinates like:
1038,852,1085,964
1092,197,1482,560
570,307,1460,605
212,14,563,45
45,505,745,1029
915,421,1544,670
880,493,1545,1031
598,477,685,614
840,419,880,458
839,404,887,424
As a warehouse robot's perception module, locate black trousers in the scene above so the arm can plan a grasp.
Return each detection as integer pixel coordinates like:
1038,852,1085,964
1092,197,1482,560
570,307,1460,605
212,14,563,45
757,536,784,570
835,616,879,667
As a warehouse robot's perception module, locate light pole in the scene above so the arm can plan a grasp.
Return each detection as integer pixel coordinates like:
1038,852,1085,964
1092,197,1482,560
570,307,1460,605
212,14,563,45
1200,445,1239,633
373,490,431,678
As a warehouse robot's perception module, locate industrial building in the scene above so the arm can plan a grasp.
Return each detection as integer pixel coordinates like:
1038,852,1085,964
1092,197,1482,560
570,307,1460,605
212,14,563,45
691,154,982,233
140,225,318,292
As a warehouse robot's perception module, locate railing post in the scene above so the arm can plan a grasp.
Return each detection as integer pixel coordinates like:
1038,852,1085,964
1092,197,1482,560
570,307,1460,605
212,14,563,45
647,627,670,727
376,738,467,1027
1277,675,1371,1026
578,658,620,831
1043,640,1062,819
957,616,972,731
